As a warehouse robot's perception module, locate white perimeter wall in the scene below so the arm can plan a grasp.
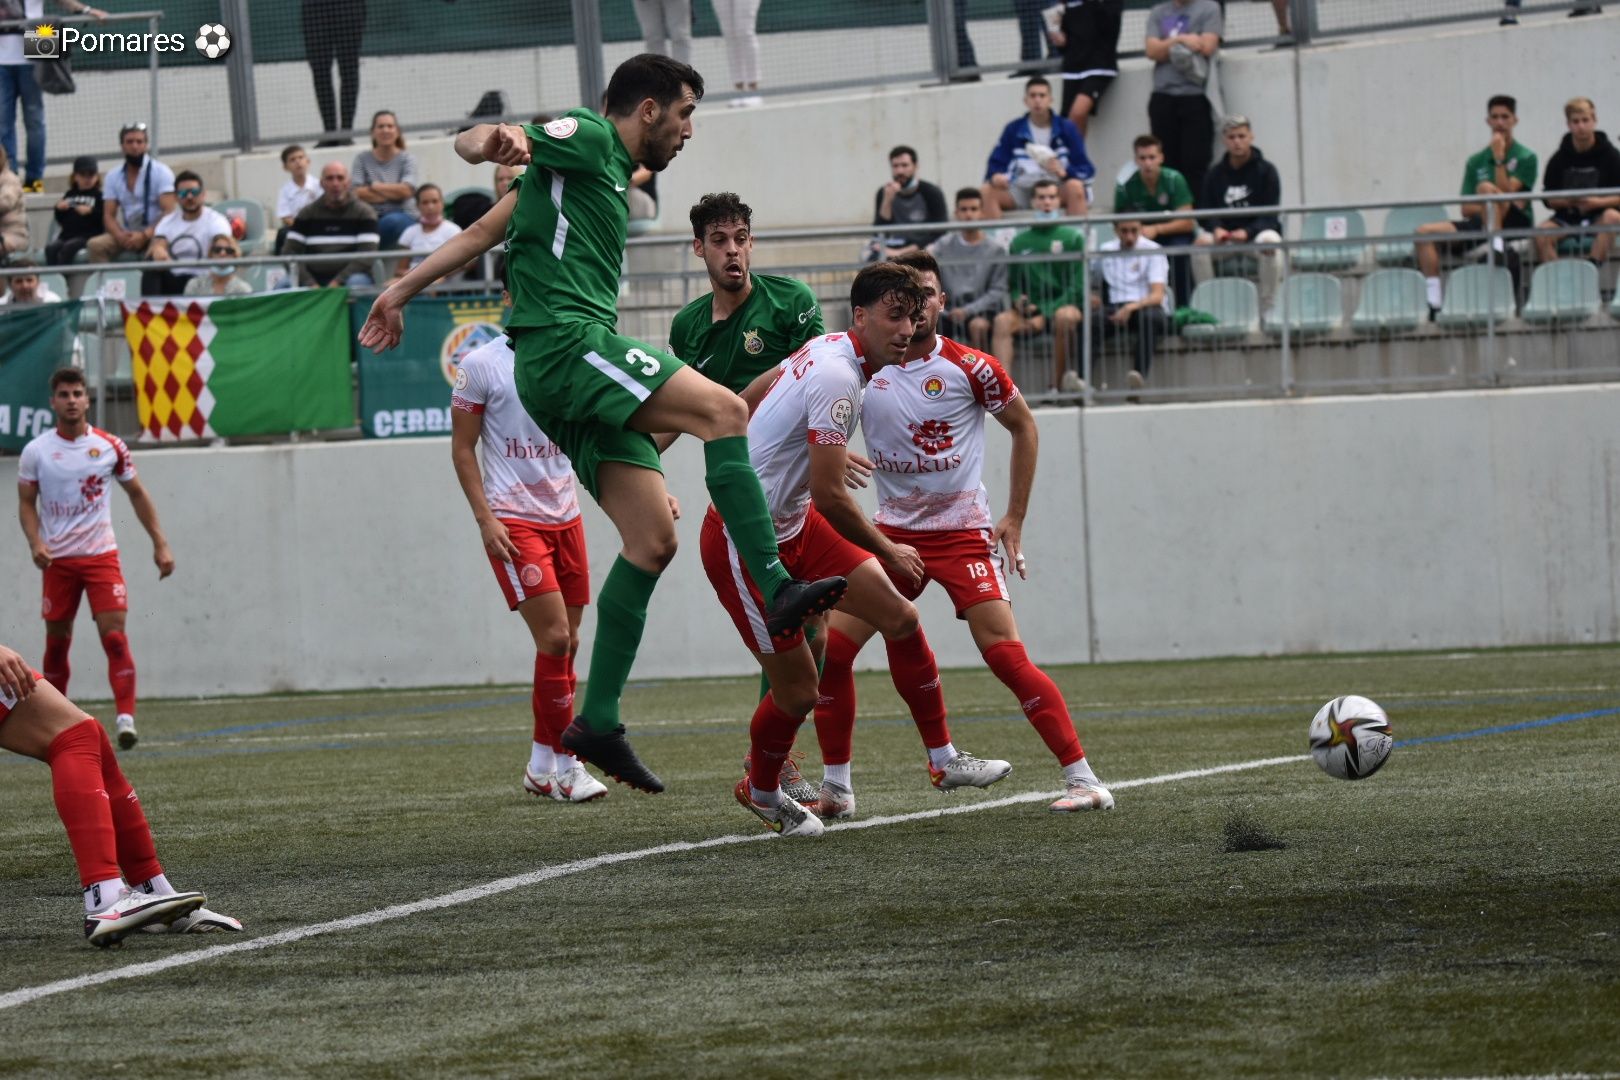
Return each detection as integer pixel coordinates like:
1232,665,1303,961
2,385,1615,697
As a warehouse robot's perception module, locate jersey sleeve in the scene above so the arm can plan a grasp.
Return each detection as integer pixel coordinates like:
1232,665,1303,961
524,114,613,176
106,433,136,482
791,281,825,347
17,441,38,485
667,305,694,361
803,357,863,447
968,353,1020,414
451,350,489,413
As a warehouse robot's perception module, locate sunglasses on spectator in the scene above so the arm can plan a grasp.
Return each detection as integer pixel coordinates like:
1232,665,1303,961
210,245,236,254
120,122,148,135
177,186,204,196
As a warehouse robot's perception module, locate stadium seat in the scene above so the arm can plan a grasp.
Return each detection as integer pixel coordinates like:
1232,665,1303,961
1374,204,1449,267
38,272,69,299
1263,273,1343,336
1522,260,1600,324
1436,265,1515,328
1612,287,1620,320
1292,209,1366,271
216,199,268,256
1182,278,1259,341
91,268,142,302
1351,269,1429,334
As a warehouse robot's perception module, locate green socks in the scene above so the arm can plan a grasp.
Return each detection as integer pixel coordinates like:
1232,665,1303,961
704,436,792,605
578,556,660,734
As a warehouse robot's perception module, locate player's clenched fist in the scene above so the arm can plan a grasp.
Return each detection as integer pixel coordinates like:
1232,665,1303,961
483,124,533,167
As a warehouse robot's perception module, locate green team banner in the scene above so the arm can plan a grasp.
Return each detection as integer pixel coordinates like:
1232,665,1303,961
352,294,506,439
0,302,81,452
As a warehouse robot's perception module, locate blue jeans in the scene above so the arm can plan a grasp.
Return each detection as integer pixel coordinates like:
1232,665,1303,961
376,210,414,249
0,64,46,184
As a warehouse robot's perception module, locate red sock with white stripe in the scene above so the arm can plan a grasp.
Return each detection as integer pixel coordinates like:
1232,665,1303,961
984,640,1084,766
884,627,951,751
42,635,71,695
93,722,163,885
812,628,861,768
747,693,804,804
100,631,137,718
44,719,121,896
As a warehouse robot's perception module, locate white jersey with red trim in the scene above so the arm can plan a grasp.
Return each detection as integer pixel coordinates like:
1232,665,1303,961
747,331,872,542
450,336,580,525
861,335,1019,532
17,428,136,558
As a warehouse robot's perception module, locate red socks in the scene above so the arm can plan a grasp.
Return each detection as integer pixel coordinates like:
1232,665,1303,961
813,628,861,766
94,723,163,884
884,627,951,751
747,694,804,793
100,631,137,717
532,652,573,750
45,719,122,889
42,635,71,695
984,640,1084,766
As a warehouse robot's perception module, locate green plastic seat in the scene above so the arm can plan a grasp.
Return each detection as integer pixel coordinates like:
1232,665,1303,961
216,199,268,256
1292,210,1366,271
1436,265,1515,328
1522,259,1600,323
1264,273,1343,335
1351,269,1429,334
1374,204,1450,266
1182,278,1259,340
37,272,69,299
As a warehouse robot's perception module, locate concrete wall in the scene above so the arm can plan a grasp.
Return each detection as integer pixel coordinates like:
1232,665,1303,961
3,384,1615,697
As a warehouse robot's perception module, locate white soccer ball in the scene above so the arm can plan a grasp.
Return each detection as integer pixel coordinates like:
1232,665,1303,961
1309,695,1393,780
195,23,231,59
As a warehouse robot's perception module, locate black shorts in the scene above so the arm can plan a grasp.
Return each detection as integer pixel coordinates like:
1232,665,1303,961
1062,74,1114,117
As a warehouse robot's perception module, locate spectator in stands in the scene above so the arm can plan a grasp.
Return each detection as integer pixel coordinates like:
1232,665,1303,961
1534,96,1620,266
0,258,60,304
48,156,104,272
982,76,1094,220
494,162,521,202
993,177,1087,392
1014,0,1059,73
1414,95,1538,312
6,1,104,192
283,160,379,289
1194,115,1283,312
929,187,1007,352
1115,133,1196,303
1049,0,1124,135
86,123,175,266
275,145,320,255
392,183,464,282
0,142,25,258
952,2,980,78
1501,1,1602,25
1145,0,1222,196
352,110,419,249
143,171,233,296
715,0,764,107
633,0,692,64
183,235,252,297
871,145,948,260
1090,219,1170,392
303,0,366,145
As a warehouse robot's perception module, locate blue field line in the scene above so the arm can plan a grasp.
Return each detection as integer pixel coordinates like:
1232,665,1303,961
1393,706,1620,748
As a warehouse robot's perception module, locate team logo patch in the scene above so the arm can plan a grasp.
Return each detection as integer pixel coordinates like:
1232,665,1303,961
41,597,52,616
112,583,127,600
908,419,953,455
88,447,102,459
440,299,507,387
742,329,764,355
519,564,544,588
544,117,579,139
454,367,469,392
829,397,854,431
922,376,946,399
977,581,994,592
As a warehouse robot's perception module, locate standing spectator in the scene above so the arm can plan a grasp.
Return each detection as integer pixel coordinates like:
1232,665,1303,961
1501,1,1602,24
3,0,102,191
85,123,176,266
871,145,949,259
632,0,692,64
993,178,1087,392
929,187,1007,353
1,258,60,303
0,141,24,257
352,110,419,249
1193,115,1283,313
283,160,380,288
1534,96,1620,266
1090,219,1171,392
715,0,763,107
1115,133,1196,303
48,155,104,271
1014,0,1059,72
392,183,464,281
144,171,232,296
302,0,366,145
1049,0,1124,135
1145,0,1222,196
1414,95,1537,312
183,235,253,297
981,76,1094,220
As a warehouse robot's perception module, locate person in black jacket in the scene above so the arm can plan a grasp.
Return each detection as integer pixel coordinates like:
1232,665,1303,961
1193,115,1283,310
1049,0,1124,135
47,156,104,267
870,145,949,260
1534,96,1620,265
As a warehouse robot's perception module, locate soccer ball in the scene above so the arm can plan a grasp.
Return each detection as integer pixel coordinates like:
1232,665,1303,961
1309,695,1393,780
195,23,231,60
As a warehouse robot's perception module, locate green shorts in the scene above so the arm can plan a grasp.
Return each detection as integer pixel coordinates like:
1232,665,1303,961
510,322,685,499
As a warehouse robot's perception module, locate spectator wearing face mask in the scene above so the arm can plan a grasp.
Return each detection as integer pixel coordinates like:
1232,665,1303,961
183,234,252,296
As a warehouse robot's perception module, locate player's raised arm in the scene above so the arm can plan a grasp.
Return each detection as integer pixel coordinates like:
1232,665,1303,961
455,123,532,167
990,393,1038,578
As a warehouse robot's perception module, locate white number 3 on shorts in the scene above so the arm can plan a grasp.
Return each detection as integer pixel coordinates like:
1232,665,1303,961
625,348,660,377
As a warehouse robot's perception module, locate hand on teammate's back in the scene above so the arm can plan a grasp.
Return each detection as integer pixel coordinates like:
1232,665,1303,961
844,452,874,490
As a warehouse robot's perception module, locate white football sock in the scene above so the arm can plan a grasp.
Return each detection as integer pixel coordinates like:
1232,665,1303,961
556,752,578,774
85,878,125,913
927,742,958,770
823,763,851,789
1425,276,1442,309
1063,757,1099,784
137,872,177,896
529,742,555,776
750,783,782,807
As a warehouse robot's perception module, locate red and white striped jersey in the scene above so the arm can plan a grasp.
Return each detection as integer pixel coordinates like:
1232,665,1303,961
860,335,1019,532
450,336,580,526
17,428,136,558
747,332,874,542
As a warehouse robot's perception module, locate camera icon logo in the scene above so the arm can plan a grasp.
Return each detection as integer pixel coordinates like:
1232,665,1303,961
23,24,61,60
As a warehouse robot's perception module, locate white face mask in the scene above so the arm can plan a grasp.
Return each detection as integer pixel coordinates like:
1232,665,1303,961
210,264,237,277
1034,208,1062,221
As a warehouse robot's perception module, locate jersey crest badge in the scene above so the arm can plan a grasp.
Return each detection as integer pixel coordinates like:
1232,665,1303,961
87,447,102,459
922,375,946,399
544,117,578,140
743,329,764,355
829,398,854,431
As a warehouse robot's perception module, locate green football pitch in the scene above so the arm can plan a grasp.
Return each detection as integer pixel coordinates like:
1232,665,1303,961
2,646,1616,1078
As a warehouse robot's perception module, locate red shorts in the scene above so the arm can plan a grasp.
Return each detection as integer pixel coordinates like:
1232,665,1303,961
42,551,128,622
701,505,873,655
877,525,1010,616
487,518,590,611
0,669,45,726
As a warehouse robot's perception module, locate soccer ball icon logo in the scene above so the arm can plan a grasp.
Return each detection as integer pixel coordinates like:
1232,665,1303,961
195,23,231,59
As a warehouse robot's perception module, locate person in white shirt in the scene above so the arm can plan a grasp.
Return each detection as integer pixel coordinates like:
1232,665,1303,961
146,170,232,296
274,144,321,254
1090,218,1172,390
392,183,464,282
85,123,176,265
0,259,62,304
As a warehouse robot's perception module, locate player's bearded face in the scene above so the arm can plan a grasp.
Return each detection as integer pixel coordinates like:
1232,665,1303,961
911,277,943,342
641,89,697,171
701,222,752,292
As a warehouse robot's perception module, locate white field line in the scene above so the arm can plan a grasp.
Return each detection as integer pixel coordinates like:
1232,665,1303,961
0,752,1308,1014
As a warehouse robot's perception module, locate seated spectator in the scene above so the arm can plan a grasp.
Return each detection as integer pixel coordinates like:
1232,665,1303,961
981,76,1094,221
86,123,176,265
392,183,464,282
145,171,233,295
928,187,1006,352
275,144,321,255
48,156,105,271
352,110,419,249
1415,95,1538,312
1145,0,1222,196
1534,96,1620,266
992,178,1088,392
183,235,253,296
0,259,61,304
1090,219,1171,392
1049,0,1124,136
494,162,522,202
1194,115,1283,313
283,160,379,289
0,144,24,259
1115,133,1196,303
870,145,948,260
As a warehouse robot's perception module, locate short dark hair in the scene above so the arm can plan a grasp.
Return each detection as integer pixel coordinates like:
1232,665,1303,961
1031,177,1060,194
175,170,203,188
1487,94,1517,115
604,54,705,118
889,145,917,164
890,249,941,283
416,182,442,202
954,186,982,204
689,192,753,239
1133,134,1163,152
9,256,39,270
850,262,926,317
280,144,305,165
1025,75,1051,93
49,367,85,392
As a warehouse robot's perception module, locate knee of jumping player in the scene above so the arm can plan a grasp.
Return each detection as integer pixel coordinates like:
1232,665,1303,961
876,598,922,641
768,664,820,717
626,529,678,573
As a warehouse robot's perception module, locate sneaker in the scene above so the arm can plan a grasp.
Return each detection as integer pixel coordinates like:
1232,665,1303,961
115,714,138,750
928,752,1012,791
23,178,44,194
1049,778,1116,813
741,751,818,806
733,779,825,837
143,906,243,933
84,889,205,948
814,779,856,821
764,576,848,641
1126,369,1146,391
560,720,664,793
522,767,563,801
556,762,609,802
1059,369,1085,393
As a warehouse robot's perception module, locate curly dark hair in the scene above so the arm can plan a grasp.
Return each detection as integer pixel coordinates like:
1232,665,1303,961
850,262,926,318
689,192,752,240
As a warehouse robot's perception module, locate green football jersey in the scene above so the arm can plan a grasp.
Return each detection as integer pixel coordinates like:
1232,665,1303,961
1114,166,1195,215
1461,142,1538,196
667,273,824,394
505,110,633,331
1009,224,1087,319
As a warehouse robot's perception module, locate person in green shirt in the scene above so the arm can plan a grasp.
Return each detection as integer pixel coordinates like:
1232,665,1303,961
991,178,1087,392
358,55,846,794
1114,133,1196,304
1414,94,1538,311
